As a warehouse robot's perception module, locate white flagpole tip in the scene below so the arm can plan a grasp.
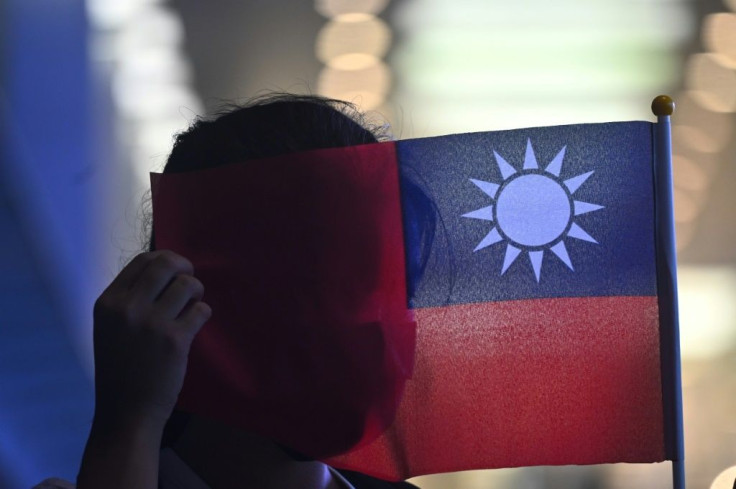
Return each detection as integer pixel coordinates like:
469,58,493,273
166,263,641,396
652,95,675,116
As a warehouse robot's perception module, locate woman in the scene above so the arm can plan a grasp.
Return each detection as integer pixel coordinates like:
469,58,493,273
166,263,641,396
40,95,425,489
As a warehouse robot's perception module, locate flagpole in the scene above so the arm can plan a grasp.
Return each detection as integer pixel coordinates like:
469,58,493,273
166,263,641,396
651,95,685,489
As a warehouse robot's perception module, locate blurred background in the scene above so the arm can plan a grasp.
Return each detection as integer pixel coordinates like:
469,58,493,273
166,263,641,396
1,0,735,488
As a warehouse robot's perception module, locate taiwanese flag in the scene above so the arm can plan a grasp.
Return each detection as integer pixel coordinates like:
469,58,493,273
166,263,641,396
151,121,680,480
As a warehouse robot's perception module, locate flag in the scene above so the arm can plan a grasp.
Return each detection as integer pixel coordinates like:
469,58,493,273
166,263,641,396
325,121,675,479
151,120,677,481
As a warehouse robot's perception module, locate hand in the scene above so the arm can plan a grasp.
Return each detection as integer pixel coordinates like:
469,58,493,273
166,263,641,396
91,250,211,430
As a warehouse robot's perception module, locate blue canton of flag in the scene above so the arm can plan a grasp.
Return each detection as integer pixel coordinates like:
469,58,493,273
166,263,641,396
398,122,657,306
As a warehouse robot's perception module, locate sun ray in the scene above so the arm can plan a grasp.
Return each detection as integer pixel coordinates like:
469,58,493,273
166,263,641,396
470,179,500,199
568,223,598,243
501,244,521,274
493,151,517,180
564,171,594,194
474,227,503,251
462,205,494,221
523,139,538,169
573,201,604,216
529,250,543,282
550,241,573,270
544,146,566,177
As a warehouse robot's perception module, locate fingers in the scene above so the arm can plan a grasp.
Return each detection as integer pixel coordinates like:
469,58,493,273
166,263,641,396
154,274,204,320
147,270,211,338
97,249,211,333
129,251,194,303
105,251,192,297
176,301,212,338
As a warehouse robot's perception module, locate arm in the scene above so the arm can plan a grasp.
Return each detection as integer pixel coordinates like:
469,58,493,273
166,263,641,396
77,413,165,489
77,251,211,489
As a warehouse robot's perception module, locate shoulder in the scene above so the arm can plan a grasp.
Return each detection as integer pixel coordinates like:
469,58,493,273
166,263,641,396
32,478,76,489
336,469,419,489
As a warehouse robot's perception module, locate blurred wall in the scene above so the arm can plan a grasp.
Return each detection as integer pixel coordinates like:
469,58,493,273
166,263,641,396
175,0,325,114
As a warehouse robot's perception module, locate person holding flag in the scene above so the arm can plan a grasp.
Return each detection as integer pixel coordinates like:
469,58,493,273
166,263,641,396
37,94,683,489
69,94,422,489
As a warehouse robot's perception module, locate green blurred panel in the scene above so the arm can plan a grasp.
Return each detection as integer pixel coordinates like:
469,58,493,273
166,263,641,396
389,0,688,137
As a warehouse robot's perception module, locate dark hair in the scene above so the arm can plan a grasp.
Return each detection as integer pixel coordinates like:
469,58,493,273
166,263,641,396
163,93,390,174
156,93,436,450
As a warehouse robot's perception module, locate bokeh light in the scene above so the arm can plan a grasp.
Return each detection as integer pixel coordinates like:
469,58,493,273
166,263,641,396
315,1,394,112
317,61,391,109
673,155,710,192
673,187,701,223
686,53,736,113
679,267,736,359
703,13,736,67
710,465,736,489
316,15,391,65
315,0,390,17
674,92,734,153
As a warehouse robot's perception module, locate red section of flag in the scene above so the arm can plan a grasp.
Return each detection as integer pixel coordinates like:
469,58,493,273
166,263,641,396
152,143,416,458
324,296,665,480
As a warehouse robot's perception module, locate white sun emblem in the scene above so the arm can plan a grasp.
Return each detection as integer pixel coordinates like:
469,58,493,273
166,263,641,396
462,139,604,282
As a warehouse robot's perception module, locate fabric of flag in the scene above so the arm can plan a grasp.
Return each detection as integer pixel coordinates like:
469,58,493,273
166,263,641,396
152,143,416,459
324,121,670,479
151,120,673,481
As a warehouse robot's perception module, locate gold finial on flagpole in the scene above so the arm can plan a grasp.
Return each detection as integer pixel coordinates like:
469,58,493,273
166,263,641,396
652,95,675,116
